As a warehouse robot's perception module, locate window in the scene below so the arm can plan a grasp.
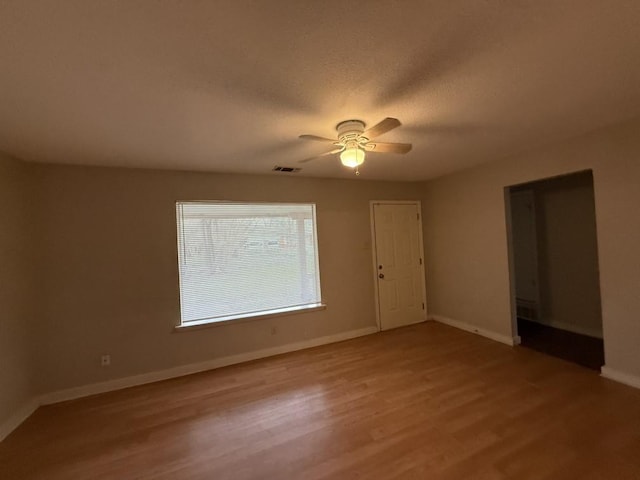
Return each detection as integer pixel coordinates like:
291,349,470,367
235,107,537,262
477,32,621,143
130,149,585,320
175,202,322,327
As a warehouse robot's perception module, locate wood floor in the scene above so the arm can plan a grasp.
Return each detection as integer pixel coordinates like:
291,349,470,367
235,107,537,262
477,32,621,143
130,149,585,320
517,318,605,370
2,322,640,480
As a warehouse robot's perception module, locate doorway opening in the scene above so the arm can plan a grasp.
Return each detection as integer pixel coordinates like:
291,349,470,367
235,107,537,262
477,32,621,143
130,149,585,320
506,170,604,370
370,201,427,331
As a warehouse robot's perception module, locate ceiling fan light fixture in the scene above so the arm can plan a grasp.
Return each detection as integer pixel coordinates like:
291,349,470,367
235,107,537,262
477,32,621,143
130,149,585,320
340,145,365,168
299,117,409,169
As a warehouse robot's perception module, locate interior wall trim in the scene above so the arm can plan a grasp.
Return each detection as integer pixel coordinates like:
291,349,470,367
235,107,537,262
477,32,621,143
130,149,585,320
539,319,603,339
0,398,39,442
1,325,378,442
429,314,518,346
601,366,640,390
40,326,379,406
5,326,639,442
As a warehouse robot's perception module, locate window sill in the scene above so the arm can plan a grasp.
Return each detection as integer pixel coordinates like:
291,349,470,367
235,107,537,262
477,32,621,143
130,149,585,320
173,303,327,332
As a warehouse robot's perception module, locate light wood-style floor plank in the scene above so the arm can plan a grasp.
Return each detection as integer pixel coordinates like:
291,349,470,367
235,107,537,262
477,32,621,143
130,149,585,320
2,322,640,479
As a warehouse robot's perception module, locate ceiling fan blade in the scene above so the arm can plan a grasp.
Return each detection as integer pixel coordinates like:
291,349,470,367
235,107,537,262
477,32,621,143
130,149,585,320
364,117,401,139
364,142,412,154
298,148,343,163
299,134,338,143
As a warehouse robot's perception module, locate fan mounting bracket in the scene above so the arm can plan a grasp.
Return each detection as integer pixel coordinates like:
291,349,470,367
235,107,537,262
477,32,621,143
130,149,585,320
336,119,367,145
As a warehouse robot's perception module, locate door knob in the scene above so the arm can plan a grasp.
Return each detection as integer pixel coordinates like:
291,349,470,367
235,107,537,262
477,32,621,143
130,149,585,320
379,273,385,279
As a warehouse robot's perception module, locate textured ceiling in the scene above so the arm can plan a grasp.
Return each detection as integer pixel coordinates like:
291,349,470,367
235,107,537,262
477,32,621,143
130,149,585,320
1,1,639,181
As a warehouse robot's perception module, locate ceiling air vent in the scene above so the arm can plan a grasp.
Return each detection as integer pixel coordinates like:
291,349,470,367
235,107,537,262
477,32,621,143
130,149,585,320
273,165,301,173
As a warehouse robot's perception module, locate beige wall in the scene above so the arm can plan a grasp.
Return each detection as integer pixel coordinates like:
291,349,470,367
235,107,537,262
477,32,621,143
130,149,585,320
32,165,421,393
422,117,640,378
0,153,36,427
4,116,640,426
533,172,602,337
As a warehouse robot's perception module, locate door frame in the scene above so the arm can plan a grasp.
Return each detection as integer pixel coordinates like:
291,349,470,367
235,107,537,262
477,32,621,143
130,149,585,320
369,200,428,332
504,189,522,344
508,188,541,330
505,169,604,347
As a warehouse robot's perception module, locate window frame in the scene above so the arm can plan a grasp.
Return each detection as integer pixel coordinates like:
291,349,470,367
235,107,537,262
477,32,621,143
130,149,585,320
174,201,325,330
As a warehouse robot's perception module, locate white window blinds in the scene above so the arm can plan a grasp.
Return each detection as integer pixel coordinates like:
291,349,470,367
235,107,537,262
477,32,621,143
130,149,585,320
176,202,322,325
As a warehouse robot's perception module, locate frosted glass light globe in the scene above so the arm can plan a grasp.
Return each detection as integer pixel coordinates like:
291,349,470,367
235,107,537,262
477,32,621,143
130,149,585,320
340,147,365,168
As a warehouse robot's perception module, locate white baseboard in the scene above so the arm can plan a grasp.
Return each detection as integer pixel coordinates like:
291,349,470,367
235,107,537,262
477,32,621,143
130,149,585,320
0,398,39,442
40,326,379,405
429,314,518,346
0,326,378,442
4,326,638,442
601,366,640,390
537,319,603,339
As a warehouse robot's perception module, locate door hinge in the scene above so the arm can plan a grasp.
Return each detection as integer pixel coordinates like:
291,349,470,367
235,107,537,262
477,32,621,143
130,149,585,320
419,258,422,265
422,302,425,310
417,213,420,220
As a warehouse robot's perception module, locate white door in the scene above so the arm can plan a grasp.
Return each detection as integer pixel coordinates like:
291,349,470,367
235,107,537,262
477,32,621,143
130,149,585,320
372,202,427,330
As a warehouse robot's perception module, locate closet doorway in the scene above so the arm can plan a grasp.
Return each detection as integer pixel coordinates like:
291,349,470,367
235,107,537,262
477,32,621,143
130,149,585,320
506,170,604,370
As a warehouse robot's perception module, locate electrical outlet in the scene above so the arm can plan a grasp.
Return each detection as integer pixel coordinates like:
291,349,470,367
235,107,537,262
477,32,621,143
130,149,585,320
101,354,111,367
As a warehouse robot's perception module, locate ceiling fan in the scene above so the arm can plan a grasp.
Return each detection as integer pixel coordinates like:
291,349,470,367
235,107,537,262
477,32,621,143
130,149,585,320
298,117,412,172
